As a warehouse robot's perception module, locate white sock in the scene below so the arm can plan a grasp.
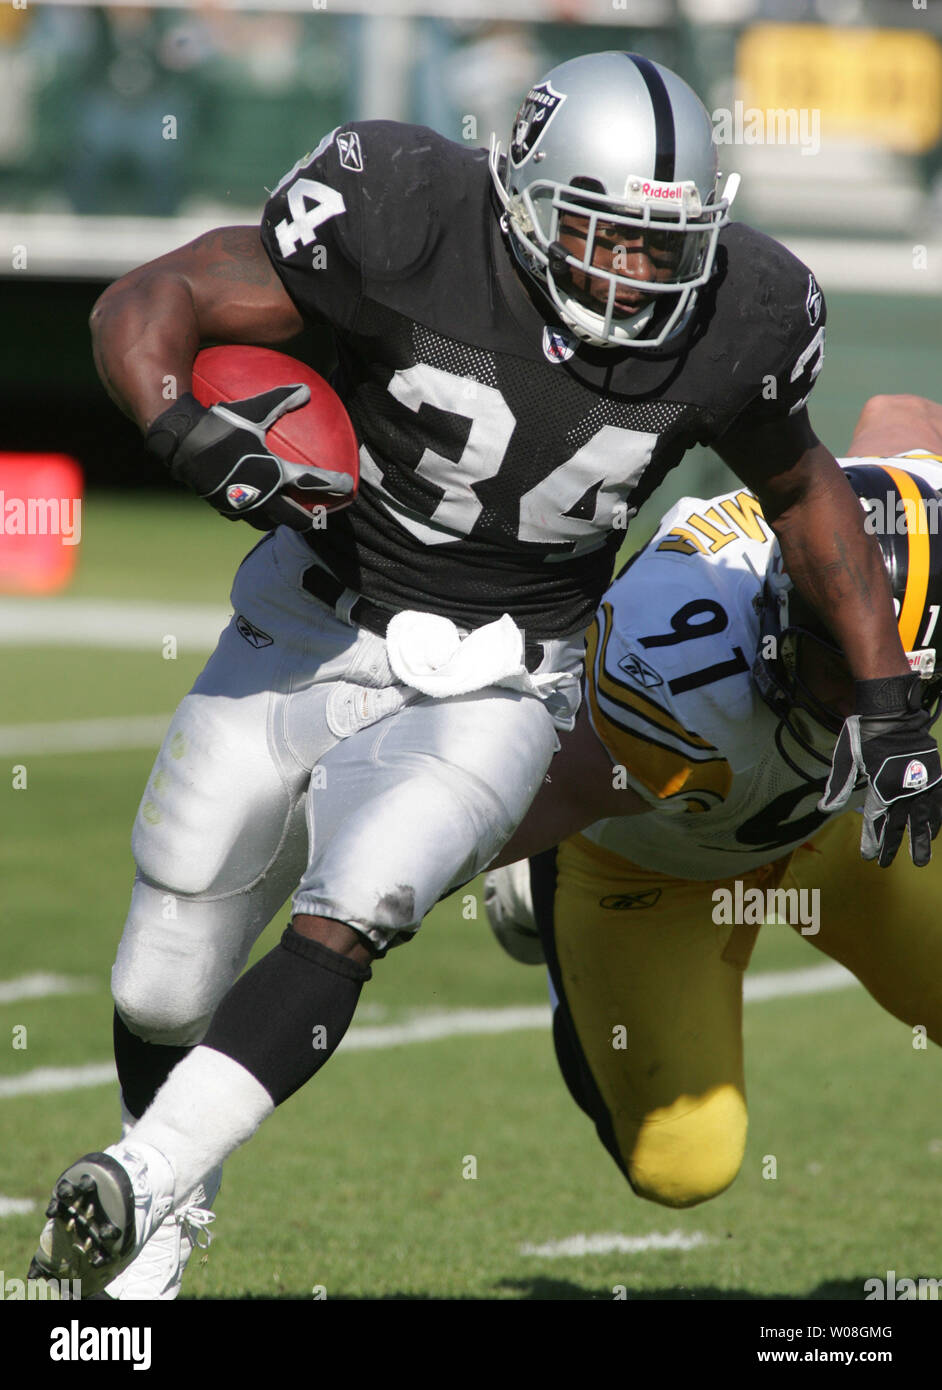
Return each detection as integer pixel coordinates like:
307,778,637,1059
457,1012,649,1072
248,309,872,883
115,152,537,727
126,1046,274,1201
120,1097,136,1140
119,1094,222,1209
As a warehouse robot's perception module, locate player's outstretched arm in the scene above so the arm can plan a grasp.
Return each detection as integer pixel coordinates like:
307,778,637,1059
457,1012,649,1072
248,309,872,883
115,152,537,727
719,409,942,866
845,394,942,458
718,411,907,681
90,226,303,431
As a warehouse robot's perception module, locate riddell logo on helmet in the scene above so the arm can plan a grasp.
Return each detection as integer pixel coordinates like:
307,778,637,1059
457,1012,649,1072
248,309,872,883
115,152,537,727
640,181,683,201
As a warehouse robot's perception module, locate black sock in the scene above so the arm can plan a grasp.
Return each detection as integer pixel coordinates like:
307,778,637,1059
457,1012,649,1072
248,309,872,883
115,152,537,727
113,1010,193,1120
200,926,372,1105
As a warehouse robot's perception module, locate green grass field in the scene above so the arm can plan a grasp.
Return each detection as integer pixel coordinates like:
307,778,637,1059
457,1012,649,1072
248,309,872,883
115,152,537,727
4,330,942,1308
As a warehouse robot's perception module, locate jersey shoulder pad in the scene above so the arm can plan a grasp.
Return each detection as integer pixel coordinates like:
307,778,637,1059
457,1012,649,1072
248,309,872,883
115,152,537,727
649,486,775,566
711,222,827,421
261,122,483,328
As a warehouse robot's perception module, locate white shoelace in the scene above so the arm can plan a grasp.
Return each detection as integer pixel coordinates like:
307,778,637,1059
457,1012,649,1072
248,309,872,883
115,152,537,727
177,1203,215,1252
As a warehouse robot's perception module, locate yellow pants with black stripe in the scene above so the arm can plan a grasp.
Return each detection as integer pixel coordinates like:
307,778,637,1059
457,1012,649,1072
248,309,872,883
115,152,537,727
535,814,942,1209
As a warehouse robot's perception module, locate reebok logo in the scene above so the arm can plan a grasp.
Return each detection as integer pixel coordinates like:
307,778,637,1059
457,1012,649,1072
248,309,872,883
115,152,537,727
236,615,273,649
337,131,363,171
618,651,663,689
600,889,662,910
806,273,823,326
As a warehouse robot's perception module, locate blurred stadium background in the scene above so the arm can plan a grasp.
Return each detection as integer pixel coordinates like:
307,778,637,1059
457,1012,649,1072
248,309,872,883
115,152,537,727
3,0,942,1305
4,0,942,506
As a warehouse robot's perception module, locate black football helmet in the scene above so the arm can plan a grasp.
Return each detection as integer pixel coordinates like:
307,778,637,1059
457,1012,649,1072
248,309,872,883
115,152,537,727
753,463,942,776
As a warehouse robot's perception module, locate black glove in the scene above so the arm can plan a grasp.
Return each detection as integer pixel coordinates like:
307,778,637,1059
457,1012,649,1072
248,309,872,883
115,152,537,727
818,674,942,866
146,388,354,532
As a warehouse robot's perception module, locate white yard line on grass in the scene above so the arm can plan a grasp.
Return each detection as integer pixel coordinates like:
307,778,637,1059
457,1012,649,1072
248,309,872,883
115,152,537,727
520,1231,711,1258
0,1063,118,1099
0,598,229,651
0,974,98,1005
0,714,173,756
744,961,855,1000
0,1196,36,1218
340,1006,550,1050
0,964,859,1101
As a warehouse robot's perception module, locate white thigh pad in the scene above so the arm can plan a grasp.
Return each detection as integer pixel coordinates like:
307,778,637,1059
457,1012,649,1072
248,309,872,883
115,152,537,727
131,684,302,897
294,688,558,949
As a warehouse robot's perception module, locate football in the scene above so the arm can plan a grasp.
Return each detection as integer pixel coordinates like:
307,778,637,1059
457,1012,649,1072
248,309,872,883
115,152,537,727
191,345,359,513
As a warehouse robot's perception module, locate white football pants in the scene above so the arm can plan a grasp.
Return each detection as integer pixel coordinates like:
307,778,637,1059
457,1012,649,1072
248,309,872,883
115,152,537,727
113,527,581,1045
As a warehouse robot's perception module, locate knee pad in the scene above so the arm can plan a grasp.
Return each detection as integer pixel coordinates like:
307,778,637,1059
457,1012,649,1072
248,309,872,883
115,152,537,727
623,1084,747,1209
112,872,294,1046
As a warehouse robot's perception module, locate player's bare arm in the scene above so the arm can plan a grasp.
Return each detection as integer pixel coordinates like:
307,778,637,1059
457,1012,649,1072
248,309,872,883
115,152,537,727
718,411,909,682
89,225,303,431
846,393,942,458
489,703,648,869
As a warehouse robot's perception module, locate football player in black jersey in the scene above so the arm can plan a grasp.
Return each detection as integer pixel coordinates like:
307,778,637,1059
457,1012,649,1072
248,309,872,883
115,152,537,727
30,52,942,1298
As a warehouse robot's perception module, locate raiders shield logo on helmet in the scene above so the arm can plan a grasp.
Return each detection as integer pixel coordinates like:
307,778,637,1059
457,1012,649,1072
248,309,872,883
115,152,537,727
510,80,566,167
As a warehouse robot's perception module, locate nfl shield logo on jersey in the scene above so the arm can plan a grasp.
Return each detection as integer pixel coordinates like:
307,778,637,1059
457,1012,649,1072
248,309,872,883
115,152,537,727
226,483,261,509
542,325,577,364
510,80,566,166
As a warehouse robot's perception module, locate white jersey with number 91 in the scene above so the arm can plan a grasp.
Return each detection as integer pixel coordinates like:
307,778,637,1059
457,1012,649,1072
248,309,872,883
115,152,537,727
581,453,942,879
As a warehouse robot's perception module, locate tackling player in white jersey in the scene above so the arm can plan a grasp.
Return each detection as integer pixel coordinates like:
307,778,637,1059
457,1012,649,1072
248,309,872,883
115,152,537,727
485,393,942,1206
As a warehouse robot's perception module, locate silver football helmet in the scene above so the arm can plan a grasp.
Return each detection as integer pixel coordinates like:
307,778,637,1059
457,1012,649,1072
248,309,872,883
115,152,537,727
489,51,740,350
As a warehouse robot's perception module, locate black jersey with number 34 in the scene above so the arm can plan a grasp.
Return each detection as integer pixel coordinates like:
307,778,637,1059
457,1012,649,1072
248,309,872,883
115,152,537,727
260,121,826,641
